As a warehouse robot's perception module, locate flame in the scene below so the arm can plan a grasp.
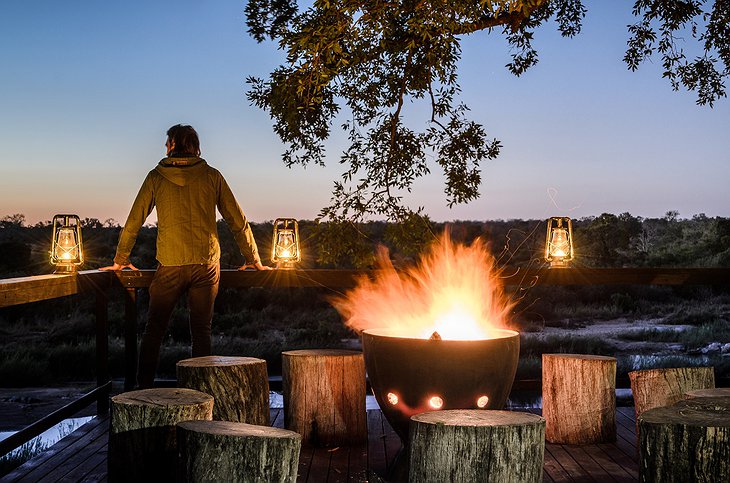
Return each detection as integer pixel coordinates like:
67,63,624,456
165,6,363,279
331,231,513,340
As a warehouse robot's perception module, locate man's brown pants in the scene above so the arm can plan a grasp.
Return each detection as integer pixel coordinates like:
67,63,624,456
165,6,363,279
137,263,220,388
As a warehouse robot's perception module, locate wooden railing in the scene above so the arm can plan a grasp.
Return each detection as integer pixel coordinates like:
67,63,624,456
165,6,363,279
0,270,113,456
1,267,729,456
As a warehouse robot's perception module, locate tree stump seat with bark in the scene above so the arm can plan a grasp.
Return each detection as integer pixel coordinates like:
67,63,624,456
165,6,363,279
177,419,301,483
639,396,730,483
542,353,616,444
109,388,214,483
629,366,715,436
282,349,366,446
409,409,545,483
177,355,269,425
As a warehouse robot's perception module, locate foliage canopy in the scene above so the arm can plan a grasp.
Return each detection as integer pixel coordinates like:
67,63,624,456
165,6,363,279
245,0,728,242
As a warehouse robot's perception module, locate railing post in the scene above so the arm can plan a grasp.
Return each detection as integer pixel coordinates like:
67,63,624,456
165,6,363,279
95,287,109,415
124,287,138,391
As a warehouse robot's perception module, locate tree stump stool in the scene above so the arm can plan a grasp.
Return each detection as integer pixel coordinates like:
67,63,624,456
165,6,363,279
639,396,730,483
685,387,730,399
177,420,301,483
109,388,214,483
177,355,269,425
542,353,616,444
282,349,366,445
629,366,714,434
409,410,545,483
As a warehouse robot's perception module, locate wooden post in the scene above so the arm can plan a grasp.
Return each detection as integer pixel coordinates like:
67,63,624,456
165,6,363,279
542,353,616,444
124,287,138,391
639,396,730,483
109,388,214,483
95,287,109,415
282,349,366,446
629,367,715,428
177,420,301,483
177,355,269,425
409,410,545,483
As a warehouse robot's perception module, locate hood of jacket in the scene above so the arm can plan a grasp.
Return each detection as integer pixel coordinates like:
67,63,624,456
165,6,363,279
155,156,209,186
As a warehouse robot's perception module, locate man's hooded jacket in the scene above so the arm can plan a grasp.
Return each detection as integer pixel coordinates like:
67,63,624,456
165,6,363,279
113,156,260,266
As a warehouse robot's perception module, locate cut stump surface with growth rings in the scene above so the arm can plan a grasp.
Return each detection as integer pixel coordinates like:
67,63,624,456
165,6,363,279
684,387,730,399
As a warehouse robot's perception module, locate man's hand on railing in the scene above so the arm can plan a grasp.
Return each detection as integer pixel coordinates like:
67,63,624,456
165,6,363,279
239,261,273,271
99,262,140,271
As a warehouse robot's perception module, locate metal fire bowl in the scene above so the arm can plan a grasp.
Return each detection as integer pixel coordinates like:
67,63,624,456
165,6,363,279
362,328,520,442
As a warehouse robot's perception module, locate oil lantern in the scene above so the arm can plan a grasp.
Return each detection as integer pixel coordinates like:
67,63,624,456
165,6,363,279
271,218,300,268
51,214,83,272
545,216,573,268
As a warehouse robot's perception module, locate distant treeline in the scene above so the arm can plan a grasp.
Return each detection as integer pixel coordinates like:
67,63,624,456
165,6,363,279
1,210,729,277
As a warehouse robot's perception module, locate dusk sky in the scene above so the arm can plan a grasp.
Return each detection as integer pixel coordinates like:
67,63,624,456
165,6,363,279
1,1,728,226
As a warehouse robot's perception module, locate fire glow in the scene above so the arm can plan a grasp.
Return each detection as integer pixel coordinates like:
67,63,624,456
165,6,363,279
331,232,513,340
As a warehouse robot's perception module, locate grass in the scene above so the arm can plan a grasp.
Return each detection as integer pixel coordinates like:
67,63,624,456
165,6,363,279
617,319,730,348
615,353,730,377
0,341,96,386
520,333,619,357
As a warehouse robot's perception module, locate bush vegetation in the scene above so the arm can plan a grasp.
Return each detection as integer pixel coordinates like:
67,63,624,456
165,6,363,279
1,211,729,388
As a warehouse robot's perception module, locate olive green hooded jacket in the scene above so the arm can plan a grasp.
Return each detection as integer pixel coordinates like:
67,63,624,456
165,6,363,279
113,156,261,267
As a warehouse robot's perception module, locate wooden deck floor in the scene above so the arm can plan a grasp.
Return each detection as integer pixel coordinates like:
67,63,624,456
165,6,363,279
2,407,639,482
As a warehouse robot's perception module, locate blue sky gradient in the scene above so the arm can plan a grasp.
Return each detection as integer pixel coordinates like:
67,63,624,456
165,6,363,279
1,1,728,225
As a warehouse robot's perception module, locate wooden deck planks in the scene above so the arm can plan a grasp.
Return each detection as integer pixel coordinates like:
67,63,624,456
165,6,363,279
545,443,594,482
296,443,316,482
348,444,368,483
35,429,108,482
581,444,636,482
563,444,617,481
306,445,333,483
365,409,388,478
380,416,402,475
77,455,108,483
541,446,573,483
2,406,641,483
595,443,639,481
614,407,639,462
4,415,109,483
326,446,350,483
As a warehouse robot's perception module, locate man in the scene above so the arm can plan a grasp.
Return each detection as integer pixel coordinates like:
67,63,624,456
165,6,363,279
101,124,270,388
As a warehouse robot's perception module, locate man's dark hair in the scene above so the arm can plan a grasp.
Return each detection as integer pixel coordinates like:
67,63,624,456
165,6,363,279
166,124,201,156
